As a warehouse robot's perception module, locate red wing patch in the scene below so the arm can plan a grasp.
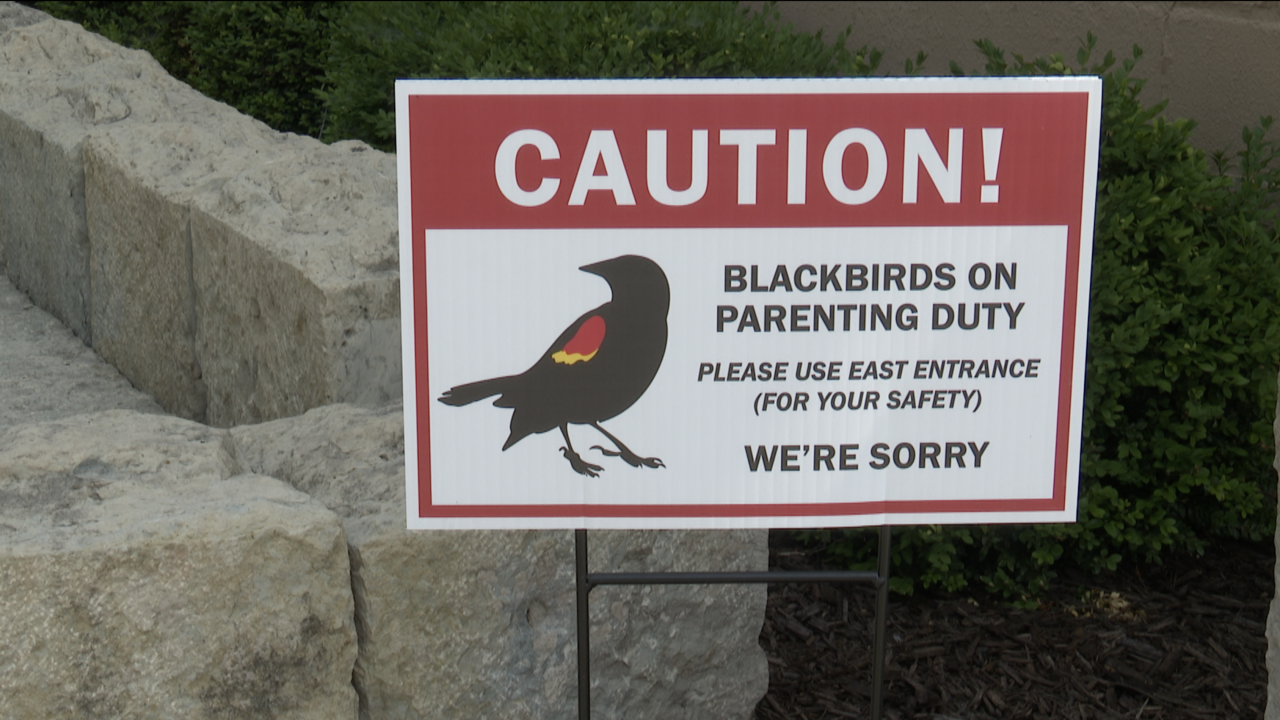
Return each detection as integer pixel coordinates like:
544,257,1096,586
552,315,605,365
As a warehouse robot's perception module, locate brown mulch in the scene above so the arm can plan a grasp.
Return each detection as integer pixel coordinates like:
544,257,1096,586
756,531,1274,720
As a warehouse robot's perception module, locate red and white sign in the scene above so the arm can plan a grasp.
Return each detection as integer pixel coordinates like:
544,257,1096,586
396,78,1101,529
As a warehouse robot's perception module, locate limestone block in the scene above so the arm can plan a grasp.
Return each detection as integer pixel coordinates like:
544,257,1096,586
231,403,768,720
0,9,399,425
0,274,161,430
586,530,770,720
192,138,400,427
0,1,54,274
1266,368,1280,720
77,82,397,428
84,120,273,422
0,10,231,343
85,130,203,420
0,107,91,339
0,410,358,719
0,1,44,32
192,213,328,425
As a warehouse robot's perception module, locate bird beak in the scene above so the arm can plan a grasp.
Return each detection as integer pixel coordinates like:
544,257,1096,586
579,259,609,277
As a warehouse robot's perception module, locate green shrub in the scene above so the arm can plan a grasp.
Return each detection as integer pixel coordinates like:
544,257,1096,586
34,1,334,137
179,1,334,137
815,37,1280,601
320,1,882,150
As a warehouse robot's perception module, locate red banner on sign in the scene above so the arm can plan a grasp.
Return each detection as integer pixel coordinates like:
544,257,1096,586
408,91,1089,231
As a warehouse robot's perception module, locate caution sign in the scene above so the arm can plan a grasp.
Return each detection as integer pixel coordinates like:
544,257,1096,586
396,78,1101,529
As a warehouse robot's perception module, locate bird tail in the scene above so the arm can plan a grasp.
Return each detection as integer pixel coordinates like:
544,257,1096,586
438,376,514,406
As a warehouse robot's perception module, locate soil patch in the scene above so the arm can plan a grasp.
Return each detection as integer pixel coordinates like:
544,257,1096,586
756,532,1273,719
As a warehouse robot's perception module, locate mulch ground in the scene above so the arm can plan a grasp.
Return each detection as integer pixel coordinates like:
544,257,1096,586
755,531,1274,720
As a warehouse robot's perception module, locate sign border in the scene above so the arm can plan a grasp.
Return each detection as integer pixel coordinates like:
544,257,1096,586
397,76,1102,529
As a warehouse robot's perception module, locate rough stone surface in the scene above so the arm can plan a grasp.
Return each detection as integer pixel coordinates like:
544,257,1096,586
1267,368,1280,720
0,7,235,342
0,410,358,720
84,121,272,422
191,138,400,427
0,105,91,339
231,403,769,720
0,0,57,272
79,96,398,429
586,530,770,720
0,273,161,431
0,0,43,32
0,5,401,426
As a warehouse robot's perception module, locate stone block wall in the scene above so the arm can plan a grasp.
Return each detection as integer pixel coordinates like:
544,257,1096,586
0,4,768,719
231,404,767,720
0,3,399,426
0,412,359,720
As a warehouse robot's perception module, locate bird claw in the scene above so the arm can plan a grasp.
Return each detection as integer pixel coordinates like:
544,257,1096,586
560,447,603,477
591,445,664,469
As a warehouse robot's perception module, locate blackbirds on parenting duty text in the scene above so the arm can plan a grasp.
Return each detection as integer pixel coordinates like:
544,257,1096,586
439,254,670,476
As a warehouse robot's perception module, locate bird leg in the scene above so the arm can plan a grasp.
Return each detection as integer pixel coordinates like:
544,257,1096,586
560,425,603,477
589,422,665,469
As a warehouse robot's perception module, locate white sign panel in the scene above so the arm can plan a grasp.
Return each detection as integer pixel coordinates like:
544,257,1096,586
397,78,1101,529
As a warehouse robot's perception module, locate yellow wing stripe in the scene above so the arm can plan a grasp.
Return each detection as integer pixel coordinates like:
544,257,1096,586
552,348,599,365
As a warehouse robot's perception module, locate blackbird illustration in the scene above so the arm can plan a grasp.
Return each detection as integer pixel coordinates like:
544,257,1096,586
439,254,670,476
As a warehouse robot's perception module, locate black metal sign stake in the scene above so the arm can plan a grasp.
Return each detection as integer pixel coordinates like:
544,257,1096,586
575,526,893,720
575,527,592,720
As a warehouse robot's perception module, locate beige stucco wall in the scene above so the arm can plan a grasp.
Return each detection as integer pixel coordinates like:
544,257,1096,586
762,1,1280,155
